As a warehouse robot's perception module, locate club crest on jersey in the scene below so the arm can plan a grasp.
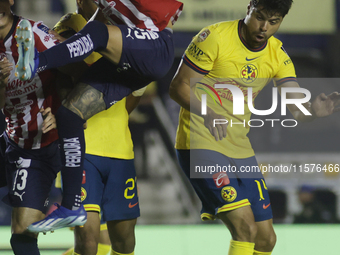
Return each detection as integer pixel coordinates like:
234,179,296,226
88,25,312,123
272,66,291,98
81,187,87,202
240,64,258,84
221,186,237,202
197,29,210,42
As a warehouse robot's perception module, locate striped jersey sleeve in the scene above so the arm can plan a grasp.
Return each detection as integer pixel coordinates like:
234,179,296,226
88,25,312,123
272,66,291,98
183,25,218,75
274,46,297,86
93,0,183,31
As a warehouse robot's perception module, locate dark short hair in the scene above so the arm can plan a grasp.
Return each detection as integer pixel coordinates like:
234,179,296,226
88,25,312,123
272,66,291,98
252,0,293,17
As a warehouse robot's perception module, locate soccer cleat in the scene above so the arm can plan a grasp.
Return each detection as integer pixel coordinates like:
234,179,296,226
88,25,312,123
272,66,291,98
14,19,39,81
27,203,87,233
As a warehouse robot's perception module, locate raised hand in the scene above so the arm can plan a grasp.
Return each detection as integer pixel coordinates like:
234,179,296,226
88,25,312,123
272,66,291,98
311,92,340,118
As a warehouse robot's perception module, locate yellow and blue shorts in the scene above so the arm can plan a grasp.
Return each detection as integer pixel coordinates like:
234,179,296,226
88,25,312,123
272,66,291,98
176,149,272,222
82,154,140,221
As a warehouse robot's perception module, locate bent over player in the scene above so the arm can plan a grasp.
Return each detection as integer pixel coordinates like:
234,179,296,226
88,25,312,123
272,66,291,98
14,0,183,232
169,1,340,255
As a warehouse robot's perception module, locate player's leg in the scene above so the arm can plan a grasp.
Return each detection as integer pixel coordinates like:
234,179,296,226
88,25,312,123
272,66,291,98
101,158,139,255
10,207,44,255
218,207,257,241
63,153,110,255
66,221,111,255
217,208,257,255
176,149,257,255
98,225,112,255
72,153,104,255
2,136,60,254
107,219,137,254
253,219,276,254
233,157,276,254
74,211,101,255
15,20,174,82
54,82,105,216
15,19,110,80
29,82,106,231
27,106,88,231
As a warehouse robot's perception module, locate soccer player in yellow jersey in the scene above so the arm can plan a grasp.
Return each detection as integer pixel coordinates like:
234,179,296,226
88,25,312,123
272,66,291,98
53,1,144,255
170,1,340,255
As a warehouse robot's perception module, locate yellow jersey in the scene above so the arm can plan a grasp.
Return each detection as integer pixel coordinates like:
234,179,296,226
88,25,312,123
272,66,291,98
175,20,296,158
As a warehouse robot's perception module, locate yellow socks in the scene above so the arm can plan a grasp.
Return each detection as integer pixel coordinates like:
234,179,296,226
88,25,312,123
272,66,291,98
111,250,134,255
62,248,73,255
254,250,272,255
97,243,111,255
63,244,111,255
228,240,255,255
61,248,79,255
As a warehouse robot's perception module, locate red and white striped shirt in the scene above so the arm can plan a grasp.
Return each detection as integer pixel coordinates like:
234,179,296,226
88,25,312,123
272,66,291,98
2,16,60,149
93,0,183,31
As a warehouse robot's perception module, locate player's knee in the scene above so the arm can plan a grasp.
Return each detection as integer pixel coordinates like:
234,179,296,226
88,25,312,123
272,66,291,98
109,224,136,253
111,241,135,254
111,232,135,252
76,238,98,255
239,221,257,242
268,231,277,250
75,226,100,254
230,219,258,242
256,231,277,251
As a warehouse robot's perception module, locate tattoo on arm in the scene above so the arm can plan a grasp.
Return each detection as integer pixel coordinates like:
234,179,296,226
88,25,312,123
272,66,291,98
62,83,106,120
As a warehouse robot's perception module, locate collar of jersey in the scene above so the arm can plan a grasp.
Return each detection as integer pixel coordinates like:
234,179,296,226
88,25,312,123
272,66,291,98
238,19,267,52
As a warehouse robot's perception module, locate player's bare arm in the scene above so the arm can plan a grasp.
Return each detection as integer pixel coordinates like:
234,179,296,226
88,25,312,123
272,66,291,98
170,61,202,112
125,86,148,114
62,82,106,120
278,81,340,122
170,60,227,141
